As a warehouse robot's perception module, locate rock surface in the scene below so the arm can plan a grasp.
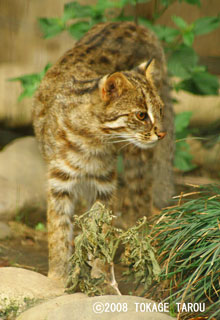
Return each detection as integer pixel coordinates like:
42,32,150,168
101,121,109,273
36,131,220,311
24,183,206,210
0,137,46,221
189,138,220,172
16,294,86,320
172,87,220,126
0,267,176,320
0,267,64,317
18,295,176,320
0,222,12,239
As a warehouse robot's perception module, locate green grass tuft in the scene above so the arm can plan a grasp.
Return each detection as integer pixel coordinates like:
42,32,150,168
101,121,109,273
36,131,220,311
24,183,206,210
152,184,220,319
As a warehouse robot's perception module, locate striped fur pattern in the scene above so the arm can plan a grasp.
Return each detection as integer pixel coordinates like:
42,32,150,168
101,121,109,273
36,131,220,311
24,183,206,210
32,22,174,284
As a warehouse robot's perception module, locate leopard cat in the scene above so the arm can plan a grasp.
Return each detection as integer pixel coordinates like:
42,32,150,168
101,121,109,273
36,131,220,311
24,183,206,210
32,21,174,285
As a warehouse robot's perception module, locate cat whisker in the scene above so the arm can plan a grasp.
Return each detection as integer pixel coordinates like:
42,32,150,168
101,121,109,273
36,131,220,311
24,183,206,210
107,136,135,144
118,141,134,151
106,140,128,144
107,133,134,141
112,139,130,144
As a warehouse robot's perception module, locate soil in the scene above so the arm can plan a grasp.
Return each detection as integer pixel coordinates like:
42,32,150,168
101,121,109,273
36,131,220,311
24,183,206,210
0,222,48,275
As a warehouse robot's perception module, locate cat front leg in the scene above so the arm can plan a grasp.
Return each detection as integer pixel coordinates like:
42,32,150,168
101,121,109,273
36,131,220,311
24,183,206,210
115,147,154,228
90,168,118,211
47,167,77,285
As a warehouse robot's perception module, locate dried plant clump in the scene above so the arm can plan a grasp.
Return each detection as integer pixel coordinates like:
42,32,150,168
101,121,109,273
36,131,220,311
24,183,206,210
67,202,160,296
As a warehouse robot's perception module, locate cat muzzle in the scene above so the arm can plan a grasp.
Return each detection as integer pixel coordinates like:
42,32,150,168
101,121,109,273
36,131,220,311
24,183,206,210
157,132,166,140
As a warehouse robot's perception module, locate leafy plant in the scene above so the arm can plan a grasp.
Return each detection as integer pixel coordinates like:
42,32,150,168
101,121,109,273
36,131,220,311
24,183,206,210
0,297,36,319
67,202,160,296
38,0,119,40
121,218,161,295
12,0,220,98
174,111,196,171
35,222,46,231
151,184,220,319
140,13,220,96
8,63,51,101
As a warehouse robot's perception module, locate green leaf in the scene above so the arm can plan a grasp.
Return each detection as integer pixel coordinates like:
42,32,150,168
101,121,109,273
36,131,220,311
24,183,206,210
63,2,93,21
95,0,117,11
174,110,211,171
68,21,91,39
112,15,134,22
174,112,193,134
168,44,198,78
183,31,194,46
39,63,52,76
174,142,196,171
35,223,46,231
9,74,40,101
38,18,65,39
153,25,180,43
91,0,117,21
118,0,137,5
172,15,188,30
138,17,153,29
160,0,170,6
193,71,219,95
139,18,180,43
180,0,201,6
194,16,220,36
8,63,52,101
177,71,219,95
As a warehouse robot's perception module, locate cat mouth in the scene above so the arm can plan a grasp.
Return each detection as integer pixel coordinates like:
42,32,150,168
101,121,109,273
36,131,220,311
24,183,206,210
133,139,158,149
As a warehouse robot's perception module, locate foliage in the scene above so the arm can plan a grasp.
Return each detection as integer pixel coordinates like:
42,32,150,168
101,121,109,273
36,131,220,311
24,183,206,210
151,185,220,319
12,0,220,99
35,222,46,231
36,1,220,96
140,15,220,96
121,219,161,294
67,202,160,296
8,64,51,101
38,0,119,40
174,111,196,171
0,300,19,319
0,297,36,319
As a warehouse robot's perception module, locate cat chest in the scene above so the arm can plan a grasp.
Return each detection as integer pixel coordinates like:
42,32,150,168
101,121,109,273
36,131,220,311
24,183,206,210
56,148,116,178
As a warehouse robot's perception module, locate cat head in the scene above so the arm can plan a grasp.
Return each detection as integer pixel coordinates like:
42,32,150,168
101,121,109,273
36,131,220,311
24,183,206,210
98,59,166,149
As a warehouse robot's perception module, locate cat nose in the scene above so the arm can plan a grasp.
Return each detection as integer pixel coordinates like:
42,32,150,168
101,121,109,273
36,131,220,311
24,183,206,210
157,132,166,140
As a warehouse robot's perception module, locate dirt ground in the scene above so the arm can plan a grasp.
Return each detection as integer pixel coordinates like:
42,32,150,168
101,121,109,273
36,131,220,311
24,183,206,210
0,222,48,275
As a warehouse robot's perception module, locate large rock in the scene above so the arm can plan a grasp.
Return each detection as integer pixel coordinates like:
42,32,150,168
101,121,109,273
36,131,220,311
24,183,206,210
16,294,87,320
0,267,176,320
0,267,64,317
18,295,176,320
189,138,220,172
0,137,46,221
172,88,220,126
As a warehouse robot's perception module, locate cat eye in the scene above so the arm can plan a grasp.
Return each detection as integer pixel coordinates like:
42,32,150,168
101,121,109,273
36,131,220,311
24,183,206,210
136,112,148,121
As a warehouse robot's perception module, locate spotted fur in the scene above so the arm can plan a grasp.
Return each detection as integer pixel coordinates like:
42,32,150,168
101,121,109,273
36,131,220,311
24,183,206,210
33,22,174,284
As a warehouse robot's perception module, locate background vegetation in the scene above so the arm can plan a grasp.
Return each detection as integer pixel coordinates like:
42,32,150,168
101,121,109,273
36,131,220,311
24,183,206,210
8,1,220,319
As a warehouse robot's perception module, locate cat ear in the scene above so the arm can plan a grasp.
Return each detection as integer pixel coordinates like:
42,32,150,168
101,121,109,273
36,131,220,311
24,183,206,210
99,72,133,102
136,58,156,83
